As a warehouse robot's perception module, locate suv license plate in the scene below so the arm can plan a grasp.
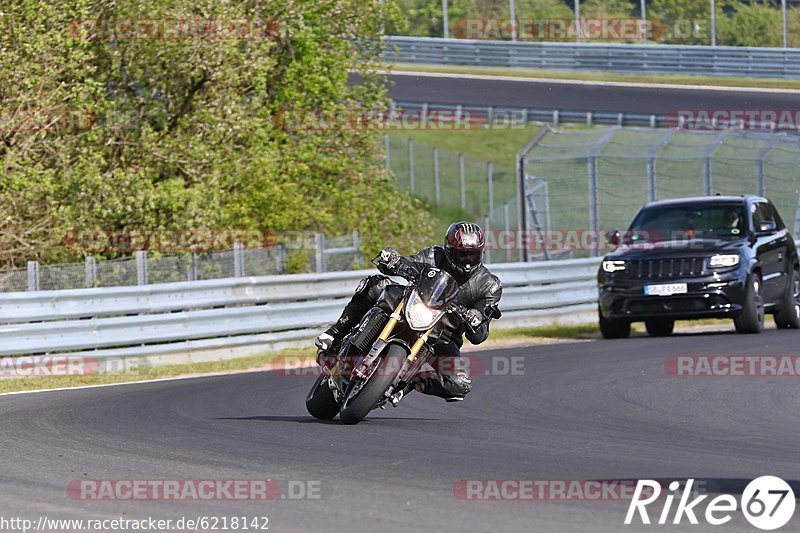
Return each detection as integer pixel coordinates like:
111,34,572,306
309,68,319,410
645,283,688,296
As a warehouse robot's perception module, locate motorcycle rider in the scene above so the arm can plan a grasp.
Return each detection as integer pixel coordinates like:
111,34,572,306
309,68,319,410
315,221,502,402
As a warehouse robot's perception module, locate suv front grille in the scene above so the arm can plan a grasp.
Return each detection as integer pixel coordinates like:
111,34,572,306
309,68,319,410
626,258,706,279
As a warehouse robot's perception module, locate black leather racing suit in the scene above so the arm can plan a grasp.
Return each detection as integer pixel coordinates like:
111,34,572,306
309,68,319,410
325,246,503,400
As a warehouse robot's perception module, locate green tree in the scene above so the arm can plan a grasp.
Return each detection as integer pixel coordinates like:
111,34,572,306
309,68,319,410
1,0,434,270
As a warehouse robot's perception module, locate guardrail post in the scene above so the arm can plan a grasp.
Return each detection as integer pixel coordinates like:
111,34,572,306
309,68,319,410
521,108,528,126
649,115,656,128
233,242,245,278
84,256,97,288
135,251,148,286
487,106,494,126
189,252,198,281
421,102,428,124
27,261,40,291
487,162,494,213
552,110,560,126
617,113,624,126
275,243,286,274
459,153,466,210
433,146,441,207
586,112,593,125
352,230,363,266
408,138,415,194
315,233,326,273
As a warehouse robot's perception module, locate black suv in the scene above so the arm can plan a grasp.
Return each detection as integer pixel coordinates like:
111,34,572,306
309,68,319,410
597,195,799,338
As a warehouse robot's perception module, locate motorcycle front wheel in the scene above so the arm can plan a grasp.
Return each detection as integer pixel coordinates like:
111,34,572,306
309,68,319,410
339,344,407,425
305,373,340,420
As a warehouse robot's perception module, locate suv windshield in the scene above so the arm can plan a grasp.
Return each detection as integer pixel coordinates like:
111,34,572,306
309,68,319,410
628,203,747,243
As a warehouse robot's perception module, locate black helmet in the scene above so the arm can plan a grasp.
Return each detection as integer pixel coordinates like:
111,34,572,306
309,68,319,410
444,221,485,277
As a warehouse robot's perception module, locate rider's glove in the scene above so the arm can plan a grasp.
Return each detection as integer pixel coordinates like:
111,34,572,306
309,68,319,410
315,332,335,351
379,247,401,269
464,308,485,328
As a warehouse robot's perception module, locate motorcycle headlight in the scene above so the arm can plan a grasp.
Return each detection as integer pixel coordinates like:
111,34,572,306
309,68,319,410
602,260,626,273
708,254,740,268
405,291,445,331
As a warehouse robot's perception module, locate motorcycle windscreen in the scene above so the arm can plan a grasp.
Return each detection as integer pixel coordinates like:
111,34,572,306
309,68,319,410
415,266,460,309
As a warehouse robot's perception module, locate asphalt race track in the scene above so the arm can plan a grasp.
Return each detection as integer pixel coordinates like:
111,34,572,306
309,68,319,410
1,328,799,532
376,72,800,115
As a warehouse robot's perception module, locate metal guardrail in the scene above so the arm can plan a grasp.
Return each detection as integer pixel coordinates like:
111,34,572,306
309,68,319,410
383,36,800,78
0,258,601,358
394,100,663,129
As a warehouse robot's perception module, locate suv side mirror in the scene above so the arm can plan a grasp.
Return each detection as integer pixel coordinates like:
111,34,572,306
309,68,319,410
756,221,777,235
605,229,621,246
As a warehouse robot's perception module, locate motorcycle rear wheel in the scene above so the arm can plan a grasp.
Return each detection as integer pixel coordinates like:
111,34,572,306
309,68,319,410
339,344,407,425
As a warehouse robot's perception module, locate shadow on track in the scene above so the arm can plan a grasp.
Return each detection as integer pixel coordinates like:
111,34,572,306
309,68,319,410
215,415,442,424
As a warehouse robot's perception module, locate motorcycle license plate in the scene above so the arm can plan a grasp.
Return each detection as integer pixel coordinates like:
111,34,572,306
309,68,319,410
644,283,688,296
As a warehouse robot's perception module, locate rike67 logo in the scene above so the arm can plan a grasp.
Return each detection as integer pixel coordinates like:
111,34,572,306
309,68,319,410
625,477,796,530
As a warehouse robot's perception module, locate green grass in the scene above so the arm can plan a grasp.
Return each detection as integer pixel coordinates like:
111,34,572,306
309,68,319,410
492,322,599,339
0,348,314,394
391,63,800,91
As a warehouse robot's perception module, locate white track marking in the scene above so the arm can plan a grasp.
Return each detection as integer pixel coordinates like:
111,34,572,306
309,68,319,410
380,69,800,95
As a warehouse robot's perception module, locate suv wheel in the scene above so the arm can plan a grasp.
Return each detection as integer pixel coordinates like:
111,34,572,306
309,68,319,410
734,273,764,334
598,307,631,339
774,269,800,329
645,319,674,337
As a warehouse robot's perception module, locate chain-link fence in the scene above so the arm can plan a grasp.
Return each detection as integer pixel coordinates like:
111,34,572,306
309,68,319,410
0,232,363,292
520,126,800,259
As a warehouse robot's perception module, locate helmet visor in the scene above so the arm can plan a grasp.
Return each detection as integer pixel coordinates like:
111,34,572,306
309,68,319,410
452,249,482,268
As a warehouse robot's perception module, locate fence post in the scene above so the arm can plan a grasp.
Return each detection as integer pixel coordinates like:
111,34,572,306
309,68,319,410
487,162,494,213
315,233,326,273
135,250,148,286
408,138,415,194
646,157,657,202
433,146,440,208
233,242,245,277
484,215,492,264
588,157,599,257
384,134,390,171
84,256,97,288
503,202,511,262
459,153,466,210
27,261,40,291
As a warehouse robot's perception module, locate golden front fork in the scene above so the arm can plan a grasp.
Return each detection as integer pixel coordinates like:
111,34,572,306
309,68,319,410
378,300,404,341
408,328,434,362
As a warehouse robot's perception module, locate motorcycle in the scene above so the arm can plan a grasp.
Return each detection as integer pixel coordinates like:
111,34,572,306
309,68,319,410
306,255,501,424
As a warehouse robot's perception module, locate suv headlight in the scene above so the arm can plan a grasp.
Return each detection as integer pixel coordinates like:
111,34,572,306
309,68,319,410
708,254,740,268
404,291,445,331
602,260,626,273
